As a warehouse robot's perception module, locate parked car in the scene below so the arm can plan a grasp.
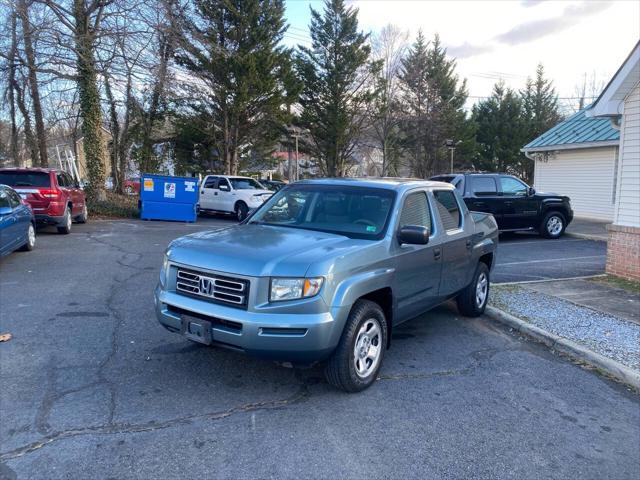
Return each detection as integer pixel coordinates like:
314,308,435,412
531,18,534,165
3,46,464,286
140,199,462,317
261,179,286,192
198,175,273,221
155,178,498,392
124,178,140,195
0,184,36,257
430,172,573,238
0,168,88,234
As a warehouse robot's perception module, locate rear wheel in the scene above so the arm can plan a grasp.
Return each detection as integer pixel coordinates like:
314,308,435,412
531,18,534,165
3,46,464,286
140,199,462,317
19,223,36,251
325,299,387,392
540,211,566,239
57,207,72,234
456,262,490,317
75,204,88,223
235,202,248,222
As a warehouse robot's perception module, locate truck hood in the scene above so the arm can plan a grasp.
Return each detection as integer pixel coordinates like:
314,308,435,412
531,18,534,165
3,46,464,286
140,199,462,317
167,224,370,277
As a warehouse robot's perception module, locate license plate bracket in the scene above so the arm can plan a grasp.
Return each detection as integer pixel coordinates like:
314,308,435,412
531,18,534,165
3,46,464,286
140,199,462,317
180,315,212,345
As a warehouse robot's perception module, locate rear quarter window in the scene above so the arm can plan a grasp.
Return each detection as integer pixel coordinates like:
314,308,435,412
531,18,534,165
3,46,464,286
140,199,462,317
0,171,51,187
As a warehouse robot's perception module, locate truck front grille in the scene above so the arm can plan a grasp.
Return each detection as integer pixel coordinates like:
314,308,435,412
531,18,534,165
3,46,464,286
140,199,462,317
176,268,249,309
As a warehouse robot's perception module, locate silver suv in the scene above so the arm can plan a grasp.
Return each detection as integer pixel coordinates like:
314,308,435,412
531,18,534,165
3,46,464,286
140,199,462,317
155,178,498,392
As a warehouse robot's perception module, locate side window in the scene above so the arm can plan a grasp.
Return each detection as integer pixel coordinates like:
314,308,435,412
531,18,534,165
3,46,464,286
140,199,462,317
7,190,21,208
203,177,217,188
434,190,462,231
218,178,230,190
64,173,76,187
470,177,497,196
500,176,528,196
0,189,10,209
399,192,431,230
56,173,67,187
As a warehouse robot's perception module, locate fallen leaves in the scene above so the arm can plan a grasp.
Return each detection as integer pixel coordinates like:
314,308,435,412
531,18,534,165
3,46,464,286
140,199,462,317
0,333,12,342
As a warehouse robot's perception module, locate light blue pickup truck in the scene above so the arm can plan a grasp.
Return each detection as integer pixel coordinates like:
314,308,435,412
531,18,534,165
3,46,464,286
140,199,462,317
155,178,498,392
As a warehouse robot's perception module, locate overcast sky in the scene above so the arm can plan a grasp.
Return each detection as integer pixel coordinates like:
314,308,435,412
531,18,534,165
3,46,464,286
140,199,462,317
284,0,640,109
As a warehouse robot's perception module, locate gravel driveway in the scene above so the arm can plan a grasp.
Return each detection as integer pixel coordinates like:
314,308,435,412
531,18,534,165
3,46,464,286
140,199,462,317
491,286,640,370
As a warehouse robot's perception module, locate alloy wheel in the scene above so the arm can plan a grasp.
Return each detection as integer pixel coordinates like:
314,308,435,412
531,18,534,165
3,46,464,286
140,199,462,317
546,216,563,236
353,318,382,379
476,272,488,308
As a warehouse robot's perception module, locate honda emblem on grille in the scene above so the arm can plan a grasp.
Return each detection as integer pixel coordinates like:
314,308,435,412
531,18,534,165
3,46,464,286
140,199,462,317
199,277,214,296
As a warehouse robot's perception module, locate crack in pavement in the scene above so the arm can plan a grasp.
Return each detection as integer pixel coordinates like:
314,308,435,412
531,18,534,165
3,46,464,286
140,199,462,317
0,385,311,461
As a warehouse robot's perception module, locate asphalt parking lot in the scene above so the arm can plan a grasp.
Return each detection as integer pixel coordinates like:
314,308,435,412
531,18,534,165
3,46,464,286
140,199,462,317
1,218,637,479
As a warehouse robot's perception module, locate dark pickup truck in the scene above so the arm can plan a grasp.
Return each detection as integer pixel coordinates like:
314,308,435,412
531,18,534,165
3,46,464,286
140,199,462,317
431,173,573,238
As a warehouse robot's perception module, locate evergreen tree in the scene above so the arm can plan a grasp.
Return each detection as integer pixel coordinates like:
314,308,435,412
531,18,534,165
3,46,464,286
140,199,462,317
521,63,562,140
295,0,379,177
473,82,529,178
399,32,472,177
175,0,299,175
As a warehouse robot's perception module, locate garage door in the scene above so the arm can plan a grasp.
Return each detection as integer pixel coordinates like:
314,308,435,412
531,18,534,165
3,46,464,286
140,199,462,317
533,146,617,221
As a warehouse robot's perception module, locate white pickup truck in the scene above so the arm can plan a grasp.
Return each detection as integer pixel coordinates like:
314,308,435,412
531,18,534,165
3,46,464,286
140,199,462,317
198,175,273,221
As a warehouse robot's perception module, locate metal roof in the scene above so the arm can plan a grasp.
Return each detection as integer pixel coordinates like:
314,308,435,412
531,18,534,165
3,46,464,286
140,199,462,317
522,108,619,152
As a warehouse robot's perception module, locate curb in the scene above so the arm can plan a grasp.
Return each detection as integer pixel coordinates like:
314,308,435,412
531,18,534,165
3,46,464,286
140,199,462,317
484,305,640,390
565,232,608,242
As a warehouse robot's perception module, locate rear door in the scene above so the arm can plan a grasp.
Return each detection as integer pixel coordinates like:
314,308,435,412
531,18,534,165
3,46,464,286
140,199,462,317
498,176,537,229
465,175,502,227
199,176,218,210
63,172,84,215
432,189,474,296
392,190,443,321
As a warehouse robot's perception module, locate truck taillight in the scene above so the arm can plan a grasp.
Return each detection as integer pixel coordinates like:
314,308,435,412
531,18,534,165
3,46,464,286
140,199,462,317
40,188,62,199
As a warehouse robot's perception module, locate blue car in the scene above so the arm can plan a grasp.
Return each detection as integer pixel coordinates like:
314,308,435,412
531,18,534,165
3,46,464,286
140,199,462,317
0,184,36,257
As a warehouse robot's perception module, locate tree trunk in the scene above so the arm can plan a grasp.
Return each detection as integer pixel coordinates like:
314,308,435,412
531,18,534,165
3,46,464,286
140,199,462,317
73,0,107,203
18,0,48,167
7,12,20,165
104,74,120,192
14,81,39,165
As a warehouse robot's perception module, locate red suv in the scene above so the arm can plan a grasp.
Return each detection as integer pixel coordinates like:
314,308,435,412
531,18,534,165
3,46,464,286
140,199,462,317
0,168,88,234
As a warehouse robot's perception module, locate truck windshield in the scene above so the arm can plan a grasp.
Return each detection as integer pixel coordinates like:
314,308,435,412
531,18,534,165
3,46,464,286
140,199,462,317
229,177,265,190
249,185,396,239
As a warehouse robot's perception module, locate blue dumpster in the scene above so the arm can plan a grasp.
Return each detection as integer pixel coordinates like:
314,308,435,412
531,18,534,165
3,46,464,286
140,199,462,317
140,174,199,222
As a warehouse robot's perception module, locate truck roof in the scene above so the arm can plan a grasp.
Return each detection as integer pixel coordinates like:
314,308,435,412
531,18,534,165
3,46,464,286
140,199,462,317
295,177,453,192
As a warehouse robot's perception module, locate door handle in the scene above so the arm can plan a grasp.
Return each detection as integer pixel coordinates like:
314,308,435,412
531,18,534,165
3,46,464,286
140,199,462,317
201,190,204,194
433,248,441,260
466,239,472,249
214,192,218,196
504,201,513,206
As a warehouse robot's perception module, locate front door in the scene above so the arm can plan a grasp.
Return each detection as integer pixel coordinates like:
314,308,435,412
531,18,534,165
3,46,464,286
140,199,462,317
217,178,235,212
392,190,443,322
498,176,538,229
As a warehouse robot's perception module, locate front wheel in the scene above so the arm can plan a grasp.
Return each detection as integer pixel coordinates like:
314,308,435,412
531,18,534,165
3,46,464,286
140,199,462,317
540,211,566,239
57,207,72,234
235,202,248,222
325,299,387,392
456,262,490,317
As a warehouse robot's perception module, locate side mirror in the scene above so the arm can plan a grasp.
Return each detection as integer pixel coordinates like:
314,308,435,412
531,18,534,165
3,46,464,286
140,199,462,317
219,184,230,192
397,225,430,245
528,187,536,196
0,206,12,216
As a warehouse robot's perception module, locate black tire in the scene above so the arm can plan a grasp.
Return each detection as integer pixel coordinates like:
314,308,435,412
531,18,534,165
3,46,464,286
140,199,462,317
325,299,387,393
540,211,566,239
57,207,72,234
75,204,88,224
19,223,36,251
456,262,490,317
235,202,248,222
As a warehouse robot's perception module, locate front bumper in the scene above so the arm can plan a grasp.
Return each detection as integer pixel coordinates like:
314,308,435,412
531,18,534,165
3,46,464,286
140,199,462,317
154,286,347,363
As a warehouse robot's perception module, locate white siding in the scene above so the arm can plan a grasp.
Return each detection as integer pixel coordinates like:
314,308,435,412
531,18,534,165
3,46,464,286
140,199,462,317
615,84,640,227
533,147,617,221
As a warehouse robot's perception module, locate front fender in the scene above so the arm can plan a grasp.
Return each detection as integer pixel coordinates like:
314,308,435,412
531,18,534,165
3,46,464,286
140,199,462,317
330,267,395,308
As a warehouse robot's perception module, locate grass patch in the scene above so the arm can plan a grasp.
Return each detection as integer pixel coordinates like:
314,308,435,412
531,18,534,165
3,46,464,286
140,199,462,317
589,275,640,295
89,192,139,219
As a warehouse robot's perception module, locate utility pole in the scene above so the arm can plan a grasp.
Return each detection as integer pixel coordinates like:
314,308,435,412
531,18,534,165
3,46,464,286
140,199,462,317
445,139,461,173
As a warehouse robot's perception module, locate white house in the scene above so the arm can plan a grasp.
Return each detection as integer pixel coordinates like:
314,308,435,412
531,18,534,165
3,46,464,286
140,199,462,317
587,41,640,281
522,109,620,221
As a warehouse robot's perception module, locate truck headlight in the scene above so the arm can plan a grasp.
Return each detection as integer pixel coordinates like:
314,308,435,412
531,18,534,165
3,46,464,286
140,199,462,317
159,252,169,288
270,277,323,302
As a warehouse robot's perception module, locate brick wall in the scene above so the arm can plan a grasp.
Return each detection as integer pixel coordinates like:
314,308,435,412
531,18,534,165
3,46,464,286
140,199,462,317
606,224,640,281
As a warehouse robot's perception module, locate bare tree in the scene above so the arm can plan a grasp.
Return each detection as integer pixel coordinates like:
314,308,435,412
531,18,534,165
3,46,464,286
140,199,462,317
370,24,408,176
17,0,49,166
